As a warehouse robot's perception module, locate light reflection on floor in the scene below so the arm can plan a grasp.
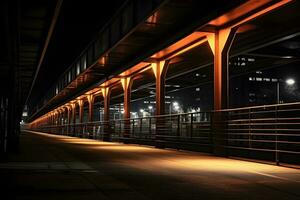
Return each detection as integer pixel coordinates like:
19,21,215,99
29,131,300,182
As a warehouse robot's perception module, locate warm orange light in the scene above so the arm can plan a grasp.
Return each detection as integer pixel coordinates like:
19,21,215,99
101,87,110,98
168,38,208,59
209,0,292,28
151,32,207,60
151,60,166,79
32,0,293,124
120,77,131,91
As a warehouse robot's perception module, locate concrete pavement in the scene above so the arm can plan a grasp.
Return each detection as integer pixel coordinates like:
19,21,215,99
0,131,299,200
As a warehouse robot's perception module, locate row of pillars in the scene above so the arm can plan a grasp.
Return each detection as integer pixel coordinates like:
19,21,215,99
32,28,236,135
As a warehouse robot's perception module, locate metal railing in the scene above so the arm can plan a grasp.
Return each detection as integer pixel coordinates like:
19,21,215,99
221,102,300,165
30,102,300,166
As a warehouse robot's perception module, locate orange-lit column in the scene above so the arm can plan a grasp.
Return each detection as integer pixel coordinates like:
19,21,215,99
207,28,236,110
151,60,169,144
121,77,133,138
102,87,111,122
207,28,236,156
151,60,170,115
102,87,111,141
67,106,71,125
71,104,76,124
87,95,95,122
78,100,84,123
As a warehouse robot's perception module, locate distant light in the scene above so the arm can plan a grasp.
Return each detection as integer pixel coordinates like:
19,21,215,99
148,106,153,110
286,78,295,85
172,102,178,107
196,73,200,77
282,56,293,59
121,110,124,114
174,105,180,111
140,109,144,113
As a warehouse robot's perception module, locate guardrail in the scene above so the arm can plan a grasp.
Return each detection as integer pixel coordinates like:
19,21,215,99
221,102,300,165
30,102,300,166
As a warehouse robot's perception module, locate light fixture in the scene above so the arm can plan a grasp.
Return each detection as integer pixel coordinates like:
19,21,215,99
286,78,295,86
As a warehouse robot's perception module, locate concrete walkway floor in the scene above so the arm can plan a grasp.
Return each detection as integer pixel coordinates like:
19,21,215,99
0,131,300,200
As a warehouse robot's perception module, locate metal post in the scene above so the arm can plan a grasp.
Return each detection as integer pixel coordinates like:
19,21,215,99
190,113,193,138
277,81,280,104
177,115,180,139
275,105,279,165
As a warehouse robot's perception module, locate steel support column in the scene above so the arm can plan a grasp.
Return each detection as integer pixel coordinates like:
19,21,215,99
87,95,94,122
78,100,84,123
207,28,236,156
121,77,133,138
151,60,170,145
151,60,170,115
102,87,111,141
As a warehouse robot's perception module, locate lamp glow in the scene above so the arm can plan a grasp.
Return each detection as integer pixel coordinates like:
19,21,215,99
286,78,295,85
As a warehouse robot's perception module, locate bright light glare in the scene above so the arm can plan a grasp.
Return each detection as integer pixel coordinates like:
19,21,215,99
286,78,295,85
172,102,179,107
140,109,144,113
148,106,153,110
174,105,180,111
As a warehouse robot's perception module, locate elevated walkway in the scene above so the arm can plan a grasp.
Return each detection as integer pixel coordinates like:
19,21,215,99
1,131,299,200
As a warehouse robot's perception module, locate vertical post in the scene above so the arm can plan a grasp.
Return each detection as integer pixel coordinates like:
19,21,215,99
207,28,236,156
67,106,71,135
177,115,180,139
71,103,76,136
121,77,133,138
277,81,280,104
78,99,84,123
190,113,193,138
102,87,111,141
87,95,94,122
151,60,169,145
151,60,170,116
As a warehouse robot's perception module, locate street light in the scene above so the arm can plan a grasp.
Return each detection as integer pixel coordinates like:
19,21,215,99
277,78,295,104
148,105,153,116
286,78,295,85
169,101,179,114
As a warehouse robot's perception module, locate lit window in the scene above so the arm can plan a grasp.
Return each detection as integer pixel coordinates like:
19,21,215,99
256,71,262,74
195,88,200,91
249,77,253,81
272,78,278,82
256,77,262,81
263,78,270,82
241,62,246,66
195,73,200,77
248,58,255,62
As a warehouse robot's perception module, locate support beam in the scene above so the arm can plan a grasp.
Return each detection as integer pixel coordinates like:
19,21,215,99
151,60,170,115
101,87,111,122
207,28,236,156
121,77,133,119
121,77,133,138
78,99,84,123
87,95,94,122
71,103,76,124
207,28,236,110
101,87,111,141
